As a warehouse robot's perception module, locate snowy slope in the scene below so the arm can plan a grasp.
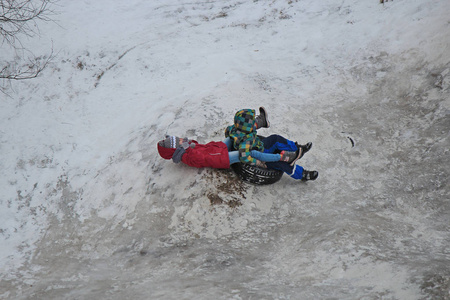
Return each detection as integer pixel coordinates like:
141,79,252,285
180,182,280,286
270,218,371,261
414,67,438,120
1,0,449,299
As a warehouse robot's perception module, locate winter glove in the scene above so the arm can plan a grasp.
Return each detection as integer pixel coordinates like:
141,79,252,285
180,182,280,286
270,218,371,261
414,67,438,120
172,147,186,163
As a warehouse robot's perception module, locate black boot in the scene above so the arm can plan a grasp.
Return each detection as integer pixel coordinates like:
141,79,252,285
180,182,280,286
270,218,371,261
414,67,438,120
295,142,312,160
302,170,318,181
255,106,270,128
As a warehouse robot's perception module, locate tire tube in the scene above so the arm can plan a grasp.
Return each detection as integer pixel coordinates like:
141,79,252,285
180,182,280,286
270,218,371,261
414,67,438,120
231,163,283,185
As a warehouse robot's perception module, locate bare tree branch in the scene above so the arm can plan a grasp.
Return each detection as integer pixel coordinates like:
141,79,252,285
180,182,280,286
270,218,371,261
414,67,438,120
0,0,55,47
0,45,54,80
0,0,57,90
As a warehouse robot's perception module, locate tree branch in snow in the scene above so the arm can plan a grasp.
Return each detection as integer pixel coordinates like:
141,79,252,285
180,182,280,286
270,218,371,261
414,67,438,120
0,0,57,86
0,46,54,80
0,0,56,47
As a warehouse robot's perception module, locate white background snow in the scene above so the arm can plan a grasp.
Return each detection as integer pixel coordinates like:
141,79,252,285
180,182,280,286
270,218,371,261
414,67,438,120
1,0,449,299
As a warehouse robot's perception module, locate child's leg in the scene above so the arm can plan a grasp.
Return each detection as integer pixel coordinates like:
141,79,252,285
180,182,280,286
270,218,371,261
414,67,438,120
223,137,233,151
250,150,281,162
262,135,297,153
228,151,240,164
229,150,280,164
266,161,304,180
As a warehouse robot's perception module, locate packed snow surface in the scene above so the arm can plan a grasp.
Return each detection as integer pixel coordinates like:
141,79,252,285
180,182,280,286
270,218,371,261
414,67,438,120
1,0,449,299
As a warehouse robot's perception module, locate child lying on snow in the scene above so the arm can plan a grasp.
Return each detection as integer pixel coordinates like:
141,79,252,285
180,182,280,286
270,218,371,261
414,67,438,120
157,134,318,181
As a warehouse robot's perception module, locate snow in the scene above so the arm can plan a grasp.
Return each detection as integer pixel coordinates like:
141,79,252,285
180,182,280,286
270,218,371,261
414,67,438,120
1,0,449,299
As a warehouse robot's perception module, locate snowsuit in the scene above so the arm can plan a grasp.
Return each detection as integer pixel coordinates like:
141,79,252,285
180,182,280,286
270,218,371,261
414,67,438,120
157,140,230,169
224,109,264,166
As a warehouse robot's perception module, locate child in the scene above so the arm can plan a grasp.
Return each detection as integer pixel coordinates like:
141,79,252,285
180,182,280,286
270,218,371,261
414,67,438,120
261,135,318,181
224,107,302,166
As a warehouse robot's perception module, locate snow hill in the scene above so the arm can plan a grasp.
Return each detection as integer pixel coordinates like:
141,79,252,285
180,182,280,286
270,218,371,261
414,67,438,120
1,0,449,299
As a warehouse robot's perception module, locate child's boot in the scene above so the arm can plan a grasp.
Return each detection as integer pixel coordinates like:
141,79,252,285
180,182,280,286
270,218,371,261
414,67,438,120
301,170,318,181
295,142,312,160
255,106,270,128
